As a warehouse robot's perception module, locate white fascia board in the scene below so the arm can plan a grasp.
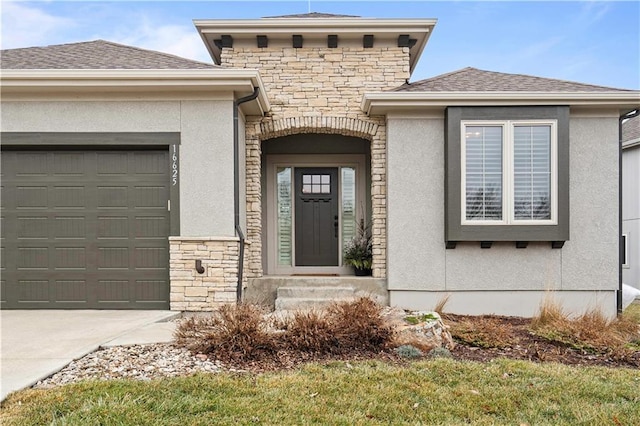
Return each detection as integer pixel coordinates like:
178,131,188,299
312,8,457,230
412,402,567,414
194,18,436,72
194,18,437,33
0,69,270,115
362,91,640,115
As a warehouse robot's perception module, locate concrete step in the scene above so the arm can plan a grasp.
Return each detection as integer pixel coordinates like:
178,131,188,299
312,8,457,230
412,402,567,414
275,286,356,311
276,286,355,299
275,297,357,311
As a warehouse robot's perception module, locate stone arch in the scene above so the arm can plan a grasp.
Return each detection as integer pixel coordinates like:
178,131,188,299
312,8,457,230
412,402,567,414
259,116,379,141
244,114,387,281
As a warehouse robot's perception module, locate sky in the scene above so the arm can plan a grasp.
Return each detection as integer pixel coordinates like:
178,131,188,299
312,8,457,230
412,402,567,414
1,0,639,90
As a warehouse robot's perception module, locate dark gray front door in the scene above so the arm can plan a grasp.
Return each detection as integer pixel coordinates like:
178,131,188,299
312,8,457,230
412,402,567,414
294,167,339,266
0,148,170,309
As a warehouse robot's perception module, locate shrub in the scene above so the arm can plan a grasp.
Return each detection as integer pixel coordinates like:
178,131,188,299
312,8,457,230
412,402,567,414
284,310,336,353
174,303,275,362
324,297,394,353
530,295,640,354
394,345,423,359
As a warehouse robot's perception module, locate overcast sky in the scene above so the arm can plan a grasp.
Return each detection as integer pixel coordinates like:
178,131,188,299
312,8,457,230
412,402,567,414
2,0,639,89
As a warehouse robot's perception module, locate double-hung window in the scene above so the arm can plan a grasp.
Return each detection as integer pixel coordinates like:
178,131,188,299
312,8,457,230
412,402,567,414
461,120,557,225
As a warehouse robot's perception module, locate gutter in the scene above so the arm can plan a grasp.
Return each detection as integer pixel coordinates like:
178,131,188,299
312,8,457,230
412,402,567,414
233,87,260,303
618,109,639,314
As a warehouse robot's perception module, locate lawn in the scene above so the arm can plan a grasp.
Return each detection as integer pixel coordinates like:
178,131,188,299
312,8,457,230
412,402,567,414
2,358,639,425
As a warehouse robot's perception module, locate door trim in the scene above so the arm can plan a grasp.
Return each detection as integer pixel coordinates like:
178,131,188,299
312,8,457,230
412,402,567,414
265,154,366,276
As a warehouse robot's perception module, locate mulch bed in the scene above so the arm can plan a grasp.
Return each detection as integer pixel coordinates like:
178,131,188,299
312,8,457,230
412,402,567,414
209,314,639,372
445,314,640,369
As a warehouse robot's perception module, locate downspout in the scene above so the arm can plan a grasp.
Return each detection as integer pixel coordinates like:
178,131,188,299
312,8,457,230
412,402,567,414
234,87,260,303
618,108,639,314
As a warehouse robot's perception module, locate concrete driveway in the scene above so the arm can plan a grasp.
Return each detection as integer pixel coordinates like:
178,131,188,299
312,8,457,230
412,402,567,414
1,310,178,401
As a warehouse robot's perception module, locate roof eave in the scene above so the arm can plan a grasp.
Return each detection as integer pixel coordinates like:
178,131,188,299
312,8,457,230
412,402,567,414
362,91,640,115
0,69,270,115
194,18,437,72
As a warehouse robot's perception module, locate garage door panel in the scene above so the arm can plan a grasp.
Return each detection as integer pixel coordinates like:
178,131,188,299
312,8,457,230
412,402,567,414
135,186,167,209
17,186,48,209
2,147,170,309
135,216,168,238
135,247,168,269
97,186,129,209
18,216,49,239
17,247,49,270
97,216,129,238
53,186,86,209
54,247,87,270
55,280,88,302
52,152,86,175
136,280,168,302
18,280,50,302
54,216,87,239
15,152,48,176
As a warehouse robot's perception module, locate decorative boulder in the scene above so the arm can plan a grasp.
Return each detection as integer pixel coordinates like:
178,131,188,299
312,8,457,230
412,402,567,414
382,307,455,352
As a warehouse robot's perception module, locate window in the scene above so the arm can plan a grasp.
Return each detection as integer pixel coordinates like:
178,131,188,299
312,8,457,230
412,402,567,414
622,234,629,267
445,106,569,244
461,120,557,225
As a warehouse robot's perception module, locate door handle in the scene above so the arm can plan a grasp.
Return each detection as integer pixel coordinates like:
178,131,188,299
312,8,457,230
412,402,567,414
334,215,339,237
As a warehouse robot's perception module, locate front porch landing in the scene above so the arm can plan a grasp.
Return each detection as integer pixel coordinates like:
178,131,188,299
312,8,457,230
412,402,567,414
245,276,388,310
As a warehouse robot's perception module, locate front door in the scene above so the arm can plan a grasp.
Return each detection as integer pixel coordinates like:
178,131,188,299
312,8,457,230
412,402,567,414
294,167,339,266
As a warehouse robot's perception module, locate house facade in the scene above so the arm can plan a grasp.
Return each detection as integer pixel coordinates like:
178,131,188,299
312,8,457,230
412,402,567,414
2,14,638,316
623,114,640,292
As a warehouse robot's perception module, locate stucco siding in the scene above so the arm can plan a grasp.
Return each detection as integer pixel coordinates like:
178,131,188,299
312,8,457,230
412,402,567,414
623,144,640,289
561,117,618,291
387,117,446,291
444,242,561,291
1,101,180,132
179,100,235,237
1,99,236,237
386,113,619,304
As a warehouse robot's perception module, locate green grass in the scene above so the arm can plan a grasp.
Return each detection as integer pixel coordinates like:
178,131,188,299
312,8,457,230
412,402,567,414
2,359,639,425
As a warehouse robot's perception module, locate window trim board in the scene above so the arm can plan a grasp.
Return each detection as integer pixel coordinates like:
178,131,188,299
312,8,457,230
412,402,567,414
445,106,569,243
460,119,558,226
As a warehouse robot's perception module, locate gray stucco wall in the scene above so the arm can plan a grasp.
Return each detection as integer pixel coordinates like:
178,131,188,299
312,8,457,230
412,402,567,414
387,112,619,312
1,99,236,237
623,145,640,289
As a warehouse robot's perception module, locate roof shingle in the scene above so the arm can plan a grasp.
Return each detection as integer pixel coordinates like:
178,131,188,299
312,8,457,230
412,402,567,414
623,114,640,143
394,67,634,93
0,40,217,70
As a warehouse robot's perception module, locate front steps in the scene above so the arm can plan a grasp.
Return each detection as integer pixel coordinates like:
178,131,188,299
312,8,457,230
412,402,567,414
245,276,388,310
274,286,356,310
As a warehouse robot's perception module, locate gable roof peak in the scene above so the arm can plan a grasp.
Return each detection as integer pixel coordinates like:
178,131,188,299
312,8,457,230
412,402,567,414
263,12,361,19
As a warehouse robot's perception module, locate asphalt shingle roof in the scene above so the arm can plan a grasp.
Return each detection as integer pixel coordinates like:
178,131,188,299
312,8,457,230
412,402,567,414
0,40,217,70
394,67,634,93
623,115,640,143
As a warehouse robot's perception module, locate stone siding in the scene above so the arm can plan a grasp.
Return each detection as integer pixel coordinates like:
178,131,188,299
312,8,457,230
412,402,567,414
222,47,409,117
169,237,248,311
222,45,410,281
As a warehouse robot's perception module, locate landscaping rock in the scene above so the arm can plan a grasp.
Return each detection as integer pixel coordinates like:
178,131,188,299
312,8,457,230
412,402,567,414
383,307,456,352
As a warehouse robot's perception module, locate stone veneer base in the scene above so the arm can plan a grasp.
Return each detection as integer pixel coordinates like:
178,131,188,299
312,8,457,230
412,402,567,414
169,237,248,311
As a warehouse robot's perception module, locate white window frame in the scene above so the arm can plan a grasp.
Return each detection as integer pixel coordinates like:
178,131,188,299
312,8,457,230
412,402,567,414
461,120,558,226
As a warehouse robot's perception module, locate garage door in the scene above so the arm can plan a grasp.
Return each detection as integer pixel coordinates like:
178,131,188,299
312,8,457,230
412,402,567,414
1,149,170,309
